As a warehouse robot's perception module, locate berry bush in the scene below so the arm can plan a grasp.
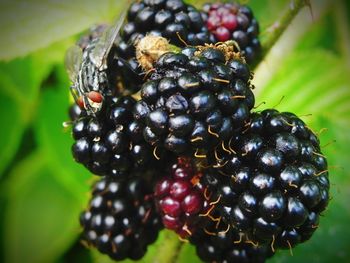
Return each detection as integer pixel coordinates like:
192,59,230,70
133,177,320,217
0,1,349,263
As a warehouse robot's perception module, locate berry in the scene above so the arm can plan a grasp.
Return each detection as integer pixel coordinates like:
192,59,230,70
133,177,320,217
202,2,261,64
190,219,274,263
135,45,254,156
203,110,330,250
80,176,163,261
71,95,165,178
154,157,211,238
114,0,215,93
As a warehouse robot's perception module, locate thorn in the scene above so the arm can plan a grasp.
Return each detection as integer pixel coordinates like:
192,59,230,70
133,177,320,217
185,82,200,88
282,119,295,127
218,224,230,234
231,95,246,99
287,240,294,256
214,146,222,162
314,170,328,176
273,95,285,109
234,234,243,244
313,151,326,158
153,146,160,160
213,78,230,84
204,228,217,236
194,149,207,158
208,214,221,225
288,182,298,188
321,140,336,148
210,195,222,206
246,239,259,247
191,136,203,142
253,101,266,109
204,187,211,201
178,236,189,243
228,137,237,154
183,224,193,237
208,126,219,138
213,160,229,168
176,32,189,47
199,204,215,217
221,141,231,155
298,113,313,118
271,235,275,253
317,128,328,135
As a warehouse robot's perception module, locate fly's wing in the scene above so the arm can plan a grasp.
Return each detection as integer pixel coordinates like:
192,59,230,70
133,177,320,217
64,45,83,83
90,9,127,70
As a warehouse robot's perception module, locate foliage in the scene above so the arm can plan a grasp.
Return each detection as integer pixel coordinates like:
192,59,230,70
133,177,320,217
0,0,349,262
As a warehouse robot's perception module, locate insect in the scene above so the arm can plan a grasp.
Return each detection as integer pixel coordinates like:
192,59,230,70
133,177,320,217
65,8,129,116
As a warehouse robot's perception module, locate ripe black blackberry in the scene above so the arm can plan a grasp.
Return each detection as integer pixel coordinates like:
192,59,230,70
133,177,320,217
202,110,330,250
71,95,165,178
201,2,261,64
80,176,163,261
114,0,215,93
190,219,274,263
154,157,212,239
134,42,255,156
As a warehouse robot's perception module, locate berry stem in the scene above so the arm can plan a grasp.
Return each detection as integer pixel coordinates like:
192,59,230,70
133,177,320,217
260,0,310,59
149,230,184,262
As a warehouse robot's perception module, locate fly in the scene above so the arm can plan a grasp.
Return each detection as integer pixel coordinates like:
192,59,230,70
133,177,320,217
65,9,127,116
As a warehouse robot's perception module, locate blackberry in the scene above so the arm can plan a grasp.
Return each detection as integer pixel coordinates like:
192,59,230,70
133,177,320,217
190,220,274,263
80,176,163,261
202,2,261,64
203,110,330,250
154,157,211,238
71,95,164,178
114,0,215,93
135,42,254,156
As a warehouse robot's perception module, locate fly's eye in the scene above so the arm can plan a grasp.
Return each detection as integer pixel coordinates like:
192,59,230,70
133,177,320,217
88,91,103,103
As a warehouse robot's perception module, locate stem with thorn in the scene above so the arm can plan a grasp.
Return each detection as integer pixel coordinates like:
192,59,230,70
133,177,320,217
260,0,311,59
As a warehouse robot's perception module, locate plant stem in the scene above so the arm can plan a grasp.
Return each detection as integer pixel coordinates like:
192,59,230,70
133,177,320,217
334,0,350,68
261,0,310,58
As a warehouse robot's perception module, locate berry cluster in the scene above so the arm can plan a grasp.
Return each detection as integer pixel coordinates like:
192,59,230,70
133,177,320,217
71,95,162,178
190,220,274,263
115,0,215,93
154,157,210,238
134,45,254,155
202,2,261,64
64,1,330,262
80,176,163,261
203,110,329,249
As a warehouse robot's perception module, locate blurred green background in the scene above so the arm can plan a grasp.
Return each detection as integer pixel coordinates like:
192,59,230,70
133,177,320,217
0,0,349,262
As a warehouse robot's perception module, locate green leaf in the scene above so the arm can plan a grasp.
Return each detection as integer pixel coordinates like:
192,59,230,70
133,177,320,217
0,39,71,177
2,151,83,263
34,64,91,200
0,0,126,61
255,50,350,122
0,90,25,177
